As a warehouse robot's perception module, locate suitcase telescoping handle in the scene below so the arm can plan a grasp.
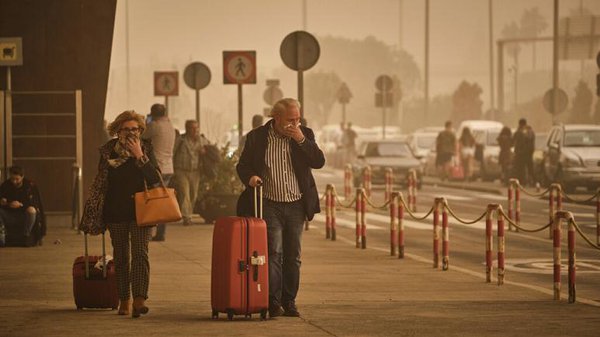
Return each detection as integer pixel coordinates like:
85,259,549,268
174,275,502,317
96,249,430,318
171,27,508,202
84,232,107,279
253,183,263,219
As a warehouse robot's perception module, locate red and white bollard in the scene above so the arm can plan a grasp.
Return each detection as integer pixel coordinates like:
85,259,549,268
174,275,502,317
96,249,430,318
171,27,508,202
514,185,521,233
363,166,372,198
360,188,367,249
398,193,405,259
552,210,563,300
441,199,449,271
485,205,496,283
330,186,337,241
567,216,576,303
507,179,515,231
552,210,577,302
355,188,362,248
497,206,505,285
433,198,442,269
389,193,398,256
549,184,562,239
408,169,418,212
596,190,600,245
385,168,394,202
344,164,353,200
325,185,332,240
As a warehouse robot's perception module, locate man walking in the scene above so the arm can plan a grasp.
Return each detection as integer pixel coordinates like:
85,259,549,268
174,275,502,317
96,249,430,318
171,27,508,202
173,120,207,226
236,98,325,318
512,118,535,186
436,121,457,180
142,104,176,241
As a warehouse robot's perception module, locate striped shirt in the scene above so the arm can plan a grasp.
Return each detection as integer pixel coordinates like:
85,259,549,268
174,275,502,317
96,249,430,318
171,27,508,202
263,124,302,202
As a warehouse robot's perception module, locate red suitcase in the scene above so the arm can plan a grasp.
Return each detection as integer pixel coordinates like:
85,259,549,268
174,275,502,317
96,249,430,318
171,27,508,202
72,233,119,310
211,186,269,320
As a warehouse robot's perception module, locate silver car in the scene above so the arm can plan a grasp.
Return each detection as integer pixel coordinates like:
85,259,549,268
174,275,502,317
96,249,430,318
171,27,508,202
542,124,600,192
352,139,423,188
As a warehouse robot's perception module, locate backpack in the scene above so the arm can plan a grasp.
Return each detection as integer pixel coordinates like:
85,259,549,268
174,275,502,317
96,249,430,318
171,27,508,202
200,143,221,180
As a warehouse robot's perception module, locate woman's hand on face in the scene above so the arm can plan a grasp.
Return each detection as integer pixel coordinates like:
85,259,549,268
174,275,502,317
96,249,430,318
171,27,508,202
126,136,144,159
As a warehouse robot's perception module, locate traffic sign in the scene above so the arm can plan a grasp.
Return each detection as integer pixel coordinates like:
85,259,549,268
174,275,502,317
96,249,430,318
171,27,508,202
542,88,568,114
375,92,394,108
375,75,393,92
183,62,211,90
154,71,179,96
0,37,23,66
263,79,283,106
280,31,320,71
337,82,352,104
223,51,256,84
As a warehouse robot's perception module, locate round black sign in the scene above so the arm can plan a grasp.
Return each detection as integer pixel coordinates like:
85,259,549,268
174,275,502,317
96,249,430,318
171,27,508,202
280,31,320,71
542,88,568,114
183,62,211,90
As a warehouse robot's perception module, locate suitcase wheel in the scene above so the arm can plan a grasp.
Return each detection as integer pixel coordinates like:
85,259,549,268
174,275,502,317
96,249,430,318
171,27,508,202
226,309,235,321
211,309,218,320
76,306,82,310
260,309,267,321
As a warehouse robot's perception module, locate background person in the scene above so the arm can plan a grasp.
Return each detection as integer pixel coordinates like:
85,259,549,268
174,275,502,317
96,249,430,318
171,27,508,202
436,121,457,180
512,118,535,186
141,103,176,242
497,126,513,185
172,120,208,226
458,127,476,181
79,110,161,318
0,166,45,246
236,98,325,318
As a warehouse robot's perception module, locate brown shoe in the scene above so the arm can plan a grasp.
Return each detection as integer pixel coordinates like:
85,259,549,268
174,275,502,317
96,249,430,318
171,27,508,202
132,297,149,318
118,299,130,316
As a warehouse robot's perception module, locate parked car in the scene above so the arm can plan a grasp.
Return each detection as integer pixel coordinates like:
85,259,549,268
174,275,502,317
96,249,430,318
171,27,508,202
541,124,600,192
406,127,442,163
457,120,504,181
352,139,422,188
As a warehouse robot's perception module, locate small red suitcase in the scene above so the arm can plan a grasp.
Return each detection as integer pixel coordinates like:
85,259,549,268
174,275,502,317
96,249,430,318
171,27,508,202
211,186,269,320
72,233,119,310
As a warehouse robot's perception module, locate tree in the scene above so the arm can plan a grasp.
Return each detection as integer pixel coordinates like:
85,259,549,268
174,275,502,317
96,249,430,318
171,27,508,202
519,7,547,71
570,81,593,123
451,81,483,124
287,35,421,128
304,71,343,126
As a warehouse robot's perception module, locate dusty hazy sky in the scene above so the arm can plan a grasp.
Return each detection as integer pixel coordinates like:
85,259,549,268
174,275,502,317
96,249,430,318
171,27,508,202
105,0,600,137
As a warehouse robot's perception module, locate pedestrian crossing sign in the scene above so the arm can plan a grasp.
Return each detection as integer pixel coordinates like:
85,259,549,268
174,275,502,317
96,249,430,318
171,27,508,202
223,51,256,84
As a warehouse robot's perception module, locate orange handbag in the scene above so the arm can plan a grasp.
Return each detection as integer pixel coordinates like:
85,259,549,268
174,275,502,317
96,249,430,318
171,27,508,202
134,175,182,227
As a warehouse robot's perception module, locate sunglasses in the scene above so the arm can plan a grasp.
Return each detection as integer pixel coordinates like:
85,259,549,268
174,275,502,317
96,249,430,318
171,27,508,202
120,127,140,133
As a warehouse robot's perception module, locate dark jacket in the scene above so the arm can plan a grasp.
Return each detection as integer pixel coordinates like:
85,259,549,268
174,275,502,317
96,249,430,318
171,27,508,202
236,120,325,221
79,138,160,234
0,177,46,236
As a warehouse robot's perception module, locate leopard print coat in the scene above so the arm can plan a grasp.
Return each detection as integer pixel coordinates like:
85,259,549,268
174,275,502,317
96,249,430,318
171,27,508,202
79,139,155,235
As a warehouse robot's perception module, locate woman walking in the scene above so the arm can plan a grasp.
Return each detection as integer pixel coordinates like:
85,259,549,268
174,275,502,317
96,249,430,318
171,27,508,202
80,110,161,318
458,127,476,181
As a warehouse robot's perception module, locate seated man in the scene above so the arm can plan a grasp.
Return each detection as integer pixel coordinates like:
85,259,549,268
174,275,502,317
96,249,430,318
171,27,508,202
0,166,45,246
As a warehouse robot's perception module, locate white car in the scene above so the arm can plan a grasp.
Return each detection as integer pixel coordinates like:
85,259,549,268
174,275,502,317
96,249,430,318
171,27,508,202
542,124,600,192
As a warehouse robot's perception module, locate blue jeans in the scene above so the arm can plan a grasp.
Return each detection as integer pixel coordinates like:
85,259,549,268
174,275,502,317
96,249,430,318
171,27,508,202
154,174,173,239
263,199,305,306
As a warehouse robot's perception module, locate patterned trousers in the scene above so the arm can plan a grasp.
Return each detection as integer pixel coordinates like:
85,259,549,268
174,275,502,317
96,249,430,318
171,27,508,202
107,221,152,301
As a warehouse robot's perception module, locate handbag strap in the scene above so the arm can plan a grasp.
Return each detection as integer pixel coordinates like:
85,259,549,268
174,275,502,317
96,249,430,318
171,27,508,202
142,167,168,195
